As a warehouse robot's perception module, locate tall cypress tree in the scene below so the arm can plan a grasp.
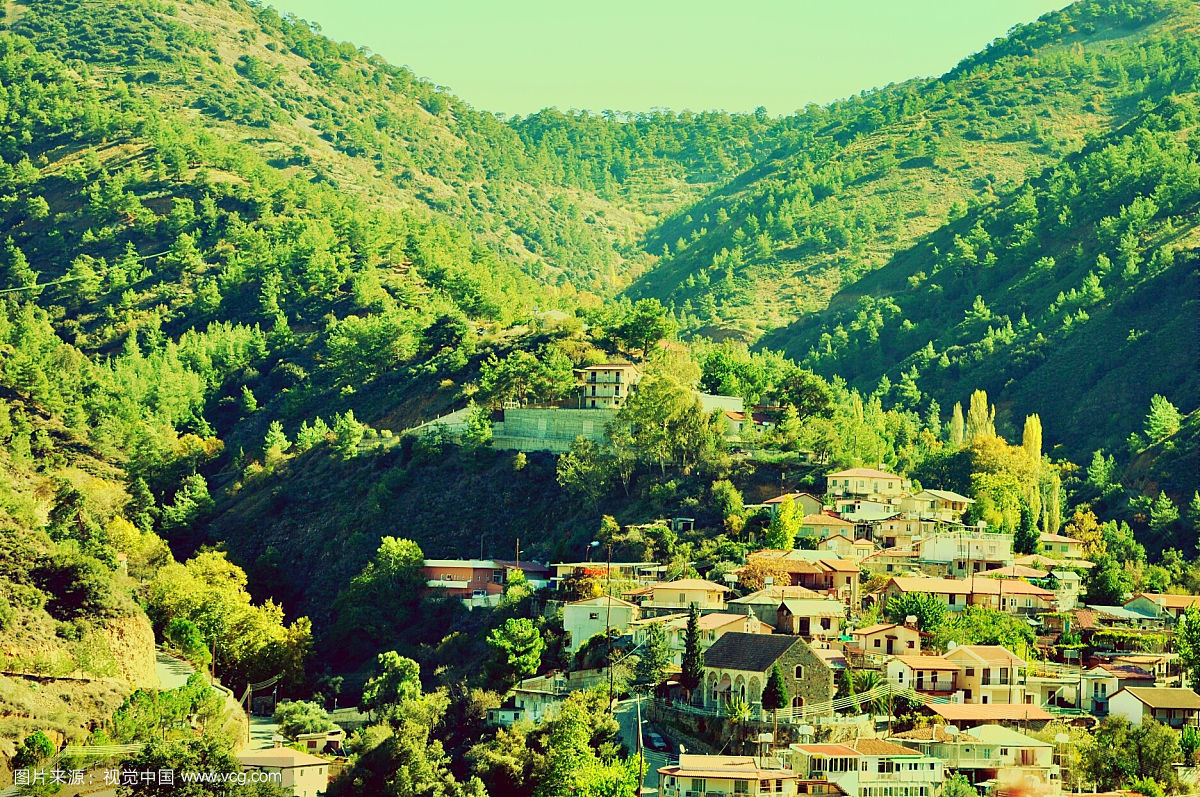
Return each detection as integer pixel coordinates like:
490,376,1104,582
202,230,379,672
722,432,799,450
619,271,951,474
679,604,703,703
762,663,789,743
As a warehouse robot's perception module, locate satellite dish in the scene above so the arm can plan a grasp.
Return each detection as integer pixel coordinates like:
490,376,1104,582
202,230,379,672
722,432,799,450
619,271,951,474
798,725,815,737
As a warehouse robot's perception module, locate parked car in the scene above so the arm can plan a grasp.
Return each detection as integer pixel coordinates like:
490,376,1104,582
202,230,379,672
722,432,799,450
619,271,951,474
645,731,668,752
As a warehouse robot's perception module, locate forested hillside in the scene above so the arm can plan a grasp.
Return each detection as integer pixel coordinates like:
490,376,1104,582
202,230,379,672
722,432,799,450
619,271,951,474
630,0,1195,334
1,0,1198,767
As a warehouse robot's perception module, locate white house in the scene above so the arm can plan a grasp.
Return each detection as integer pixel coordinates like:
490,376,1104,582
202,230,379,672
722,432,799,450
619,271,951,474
238,748,329,797
790,739,945,797
563,595,639,653
1109,687,1200,728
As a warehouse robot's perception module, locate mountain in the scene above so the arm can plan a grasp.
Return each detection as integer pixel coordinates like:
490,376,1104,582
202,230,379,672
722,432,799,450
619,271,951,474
627,0,1195,336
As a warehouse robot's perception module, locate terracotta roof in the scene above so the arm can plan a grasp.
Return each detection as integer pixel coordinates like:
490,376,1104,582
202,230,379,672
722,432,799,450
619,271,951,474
780,598,846,617
1130,593,1200,610
1073,609,1098,629
982,565,1049,579
1118,687,1200,710
729,585,821,603
891,654,959,671
802,513,855,526
703,632,809,672
847,738,927,757
927,703,1053,722
1095,663,1154,680
818,558,862,573
945,645,1026,667
920,489,974,504
793,744,860,756
852,623,905,636
652,579,732,593
1039,533,1081,544
827,468,903,480
889,725,953,742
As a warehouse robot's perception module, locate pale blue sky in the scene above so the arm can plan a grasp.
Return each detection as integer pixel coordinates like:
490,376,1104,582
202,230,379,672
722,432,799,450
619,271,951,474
270,0,1070,116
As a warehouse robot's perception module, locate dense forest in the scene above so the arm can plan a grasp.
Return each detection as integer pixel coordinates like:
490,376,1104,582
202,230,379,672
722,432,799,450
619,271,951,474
0,0,1197,789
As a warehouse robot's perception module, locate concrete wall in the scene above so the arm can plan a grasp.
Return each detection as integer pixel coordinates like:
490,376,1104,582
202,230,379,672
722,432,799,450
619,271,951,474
492,408,617,453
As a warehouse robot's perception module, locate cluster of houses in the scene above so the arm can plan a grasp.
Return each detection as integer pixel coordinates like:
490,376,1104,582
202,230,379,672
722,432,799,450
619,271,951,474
415,463,1200,797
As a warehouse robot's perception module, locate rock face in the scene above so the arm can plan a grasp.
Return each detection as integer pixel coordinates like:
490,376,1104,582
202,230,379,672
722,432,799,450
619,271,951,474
98,613,158,691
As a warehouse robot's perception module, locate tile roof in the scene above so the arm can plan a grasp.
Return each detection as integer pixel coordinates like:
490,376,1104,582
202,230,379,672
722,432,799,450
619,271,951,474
653,578,732,592
802,513,855,526
981,565,1050,579
729,586,822,604
886,576,1053,597
945,645,1026,667
780,598,846,616
852,623,904,636
703,632,808,672
927,703,1054,722
793,744,860,756
659,754,795,780
847,738,928,756
921,489,974,504
827,468,904,480
765,492,823,505
891,654,960,670
1119,687,1200,710
889,725,953,742
1094,663,1155,680
1039,533,1081,544
1129,593,1200,610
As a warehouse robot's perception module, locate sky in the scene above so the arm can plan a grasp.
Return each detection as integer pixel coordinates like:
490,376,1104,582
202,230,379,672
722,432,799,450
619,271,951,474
270,0,1070,116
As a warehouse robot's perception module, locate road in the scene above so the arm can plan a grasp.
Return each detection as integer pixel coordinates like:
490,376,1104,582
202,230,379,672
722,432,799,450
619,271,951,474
614,699,670,795
155,650,196,690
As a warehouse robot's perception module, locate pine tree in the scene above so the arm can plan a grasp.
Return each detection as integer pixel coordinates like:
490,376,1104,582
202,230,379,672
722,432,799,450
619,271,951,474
765,496,799,550
263,420,290,460
1014,504,1039,555
1149,491,1179,541
1022,414,1042,462
965,389,995,441
126,477,157,532
949,402,965,447
332,410,365,458
1144,395,1181,441
634,622,671,689
679,605,703,703
1189,492,1200,536
925,399,942,440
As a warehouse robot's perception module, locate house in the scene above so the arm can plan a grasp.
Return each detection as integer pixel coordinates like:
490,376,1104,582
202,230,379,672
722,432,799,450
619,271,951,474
901,489,975,523
1081,663,1156,714
1109,687,1200,728
1038,533,1084,559
800,513,857,541
914,532,1014,577
862,547,920,575
238,748,329,797
552,561,665,586
701,632,835,719
942,645,1029,705
749,551,862,609
777,597,846,639
816,533,858,558
826,468,909,500
891,724,1059,794
486,672,566,726
422,558,551,603
869,514,935,550
885,655,960,697
1124,592,1200,621
1050,570,1082,611
789,739,945,797
659,755,799,797
728,585,823,629
292,727,346,756
722,409,778,440
851,623,921,658
644,579,732,614
765,492,825,517
631,612,773,665
575,363,640,409
563,595,639,653
878,576,1055,615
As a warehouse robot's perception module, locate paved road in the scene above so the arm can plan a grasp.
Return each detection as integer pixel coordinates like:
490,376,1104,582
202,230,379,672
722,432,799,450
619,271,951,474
155,650,196,690
247,714,279,750
614,699,669,795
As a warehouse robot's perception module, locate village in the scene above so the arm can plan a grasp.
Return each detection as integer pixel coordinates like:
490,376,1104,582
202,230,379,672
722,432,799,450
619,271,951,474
416,457,1200,797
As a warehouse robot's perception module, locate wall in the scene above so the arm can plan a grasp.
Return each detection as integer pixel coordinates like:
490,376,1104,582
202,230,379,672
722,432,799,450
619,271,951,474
491,408,617,453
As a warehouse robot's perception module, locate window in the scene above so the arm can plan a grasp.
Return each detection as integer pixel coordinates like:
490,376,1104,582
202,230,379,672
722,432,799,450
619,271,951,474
982,670,991,685
589,612,599,620
692,779,706,793
734,780,749,794
965,668,975,677
794,665,804,679
493,570,504,583
874,639,881,648
1000,668,1010,685
679,593,686,604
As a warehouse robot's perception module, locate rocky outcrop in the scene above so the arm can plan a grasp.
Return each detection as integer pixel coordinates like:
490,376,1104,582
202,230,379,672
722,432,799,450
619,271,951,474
98,613,157,691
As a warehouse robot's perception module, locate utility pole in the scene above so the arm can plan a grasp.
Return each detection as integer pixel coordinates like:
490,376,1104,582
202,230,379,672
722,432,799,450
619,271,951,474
606,542,615,712
636,692,645,797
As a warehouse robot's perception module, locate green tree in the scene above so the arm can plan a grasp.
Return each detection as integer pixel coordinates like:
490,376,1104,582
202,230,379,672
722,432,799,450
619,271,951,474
764,496,799,550
487,618,545,685
12,731,55,772
1021,414,1042,462
263,420,290,459
1175,605,1200,691
1084,716,1179,791
556,437,613,508
164,617,210,669
634,622,671,689
949,402,964,447
274,699,334,738
1143,394,1181,441
1014,503,1039,555
679,605,703,702
937,774,980,797
361,651,422,719
964,389,996,441
1148,491,1180,541
462,400,493,454
613,298,677,360
762,662,789,742
1086,554,1132,605
884,592,945,635
934,606,1035,654
332,409,365,458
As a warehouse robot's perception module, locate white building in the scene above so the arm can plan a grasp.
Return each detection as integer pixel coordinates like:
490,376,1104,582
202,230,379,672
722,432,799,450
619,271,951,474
790,738,945,797
562,595,639,653
238,748,329,797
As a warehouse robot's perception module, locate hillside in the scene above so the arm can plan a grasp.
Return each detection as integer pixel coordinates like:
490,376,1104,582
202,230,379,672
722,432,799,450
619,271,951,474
628,0,1197,337
761,93,1200,460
